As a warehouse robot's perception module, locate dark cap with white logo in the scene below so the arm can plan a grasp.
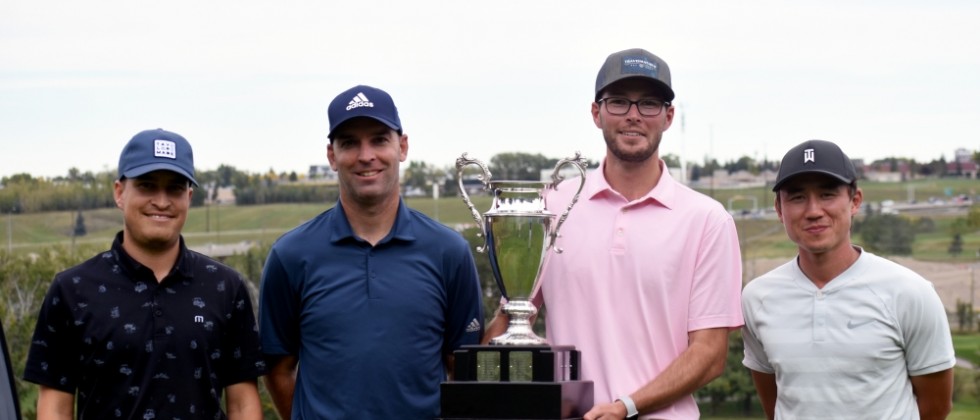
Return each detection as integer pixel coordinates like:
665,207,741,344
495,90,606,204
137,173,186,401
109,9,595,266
327,85,402,140
118,128,197,186
595,48,675,102
772,139,857,192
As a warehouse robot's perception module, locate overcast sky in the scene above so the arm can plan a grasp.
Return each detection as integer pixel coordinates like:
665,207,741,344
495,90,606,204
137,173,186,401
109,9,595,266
2,0,978,179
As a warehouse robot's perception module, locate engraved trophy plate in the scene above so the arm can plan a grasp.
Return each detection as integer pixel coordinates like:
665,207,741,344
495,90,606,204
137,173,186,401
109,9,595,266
456,153,587,345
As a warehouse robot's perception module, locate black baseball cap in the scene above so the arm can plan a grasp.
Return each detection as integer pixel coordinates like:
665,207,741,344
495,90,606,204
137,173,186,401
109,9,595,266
595,48,674,102
772,139,856,192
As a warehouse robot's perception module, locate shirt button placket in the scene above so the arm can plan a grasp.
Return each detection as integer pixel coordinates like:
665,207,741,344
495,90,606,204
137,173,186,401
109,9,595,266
813,290,826,342
613,207,628,248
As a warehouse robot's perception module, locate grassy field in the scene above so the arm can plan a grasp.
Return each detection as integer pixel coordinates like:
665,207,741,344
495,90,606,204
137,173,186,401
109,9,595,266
0,196,496,253
2,178,976,263
709,178,979,212
1,181,978,418
951,401,980,420
954,333,980,366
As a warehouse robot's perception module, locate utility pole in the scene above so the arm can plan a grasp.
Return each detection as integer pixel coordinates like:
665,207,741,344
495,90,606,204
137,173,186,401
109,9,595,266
709,124,715,198
678,102,687,184
432,183,440,222
970,249,980,327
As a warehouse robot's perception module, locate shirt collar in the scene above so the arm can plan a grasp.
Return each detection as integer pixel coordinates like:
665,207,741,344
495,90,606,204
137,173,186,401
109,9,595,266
110,231,194,280
584,159,678,209
328,198,417,245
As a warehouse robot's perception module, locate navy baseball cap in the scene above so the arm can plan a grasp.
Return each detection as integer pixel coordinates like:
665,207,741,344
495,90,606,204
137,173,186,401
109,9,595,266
118,128,198,186
595,48,675,102
772,139,856,192
327,85,402,139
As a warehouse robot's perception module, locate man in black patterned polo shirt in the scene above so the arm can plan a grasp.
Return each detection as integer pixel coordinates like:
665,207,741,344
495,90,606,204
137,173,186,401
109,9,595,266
24,129,266,420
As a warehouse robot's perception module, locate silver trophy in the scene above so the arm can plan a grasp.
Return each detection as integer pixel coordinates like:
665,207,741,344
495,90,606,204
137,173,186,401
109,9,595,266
456,152,588,346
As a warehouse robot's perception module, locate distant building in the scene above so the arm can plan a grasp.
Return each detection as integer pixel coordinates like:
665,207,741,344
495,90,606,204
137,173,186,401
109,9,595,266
308,165,337,181
190,241,257,260
946,161,978,179
204,185,236,205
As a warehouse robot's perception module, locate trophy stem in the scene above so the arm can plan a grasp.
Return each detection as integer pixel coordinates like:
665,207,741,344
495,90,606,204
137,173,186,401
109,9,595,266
490,299,547,346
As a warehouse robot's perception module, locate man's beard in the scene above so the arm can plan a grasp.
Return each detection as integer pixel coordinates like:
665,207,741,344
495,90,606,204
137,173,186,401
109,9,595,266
605,133,660,163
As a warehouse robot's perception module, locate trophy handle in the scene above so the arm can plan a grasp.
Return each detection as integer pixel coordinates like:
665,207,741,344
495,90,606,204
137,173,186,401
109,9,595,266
455,153,492,252
548,152,588,253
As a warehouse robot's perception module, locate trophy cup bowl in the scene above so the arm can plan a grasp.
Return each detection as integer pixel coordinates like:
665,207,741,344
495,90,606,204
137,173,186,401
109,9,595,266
441,152,594,419
456,153,588,346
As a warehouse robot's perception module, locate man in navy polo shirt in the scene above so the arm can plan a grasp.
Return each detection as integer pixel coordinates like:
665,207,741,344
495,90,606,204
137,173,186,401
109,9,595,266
24,129,266,419
259,85,484,419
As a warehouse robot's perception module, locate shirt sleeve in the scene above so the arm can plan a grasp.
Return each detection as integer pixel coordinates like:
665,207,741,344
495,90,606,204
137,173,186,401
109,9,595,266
898,278,955,376
688,209,745,331
218,273,267,386
443,242,484,353
23,277,80,392
740,304,774,374
258,247,301,356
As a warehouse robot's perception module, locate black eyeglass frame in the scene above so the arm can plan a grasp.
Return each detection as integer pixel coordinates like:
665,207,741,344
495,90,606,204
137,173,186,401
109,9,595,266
597,97,671,117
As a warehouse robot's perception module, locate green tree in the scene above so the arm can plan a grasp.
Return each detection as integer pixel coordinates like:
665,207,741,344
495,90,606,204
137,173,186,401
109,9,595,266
489,152,557,181
1,245,100,418
966,204,980,230
955,299,974,332
948,233,963,258
696,330,757,416
857,214,915,255
402,160,437,193
73,209,86,237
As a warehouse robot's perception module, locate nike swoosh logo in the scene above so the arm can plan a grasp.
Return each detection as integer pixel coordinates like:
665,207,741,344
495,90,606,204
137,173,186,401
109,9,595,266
847,319,875,329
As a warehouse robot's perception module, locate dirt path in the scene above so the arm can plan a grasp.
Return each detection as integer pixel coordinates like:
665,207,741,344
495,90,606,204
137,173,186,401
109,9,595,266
746,256,980,313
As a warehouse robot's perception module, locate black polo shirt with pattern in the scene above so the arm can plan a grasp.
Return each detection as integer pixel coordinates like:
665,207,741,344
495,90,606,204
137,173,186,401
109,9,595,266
24,232,266,420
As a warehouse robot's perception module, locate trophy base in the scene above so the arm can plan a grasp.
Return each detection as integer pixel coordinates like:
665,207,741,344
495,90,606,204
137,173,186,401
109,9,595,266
440,345,593,419
441,381,593,419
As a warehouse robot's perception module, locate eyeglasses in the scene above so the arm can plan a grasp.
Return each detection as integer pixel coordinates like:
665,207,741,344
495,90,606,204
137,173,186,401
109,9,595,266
598,97,669,117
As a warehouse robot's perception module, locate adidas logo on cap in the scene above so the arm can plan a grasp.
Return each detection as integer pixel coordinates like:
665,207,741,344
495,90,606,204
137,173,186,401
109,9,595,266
346,92,374,111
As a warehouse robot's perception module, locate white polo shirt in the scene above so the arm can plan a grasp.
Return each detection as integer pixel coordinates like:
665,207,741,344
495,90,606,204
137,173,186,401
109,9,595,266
742,249,955,419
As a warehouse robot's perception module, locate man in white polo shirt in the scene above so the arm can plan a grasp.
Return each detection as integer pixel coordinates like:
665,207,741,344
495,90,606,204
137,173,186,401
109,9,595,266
741,139,955,419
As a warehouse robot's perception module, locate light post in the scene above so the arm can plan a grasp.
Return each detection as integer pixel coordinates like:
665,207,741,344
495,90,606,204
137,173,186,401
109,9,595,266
972,249,978,330
6,209,11,254
432,183,440,222
216,201,221,242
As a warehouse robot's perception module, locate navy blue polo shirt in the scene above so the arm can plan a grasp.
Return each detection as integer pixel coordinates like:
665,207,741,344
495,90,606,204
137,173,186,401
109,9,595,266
24,232,266,420
260,200,484,419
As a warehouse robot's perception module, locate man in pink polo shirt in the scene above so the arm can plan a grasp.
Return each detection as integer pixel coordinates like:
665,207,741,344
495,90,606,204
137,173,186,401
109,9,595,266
487,48,744,420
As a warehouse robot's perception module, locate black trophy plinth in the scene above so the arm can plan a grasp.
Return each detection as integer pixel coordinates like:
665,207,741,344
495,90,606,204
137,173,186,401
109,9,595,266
441,345,593,419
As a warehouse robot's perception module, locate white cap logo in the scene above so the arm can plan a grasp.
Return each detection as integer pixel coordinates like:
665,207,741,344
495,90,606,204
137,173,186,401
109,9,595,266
346,92,375,111
154,139,177,160
803,148,815,163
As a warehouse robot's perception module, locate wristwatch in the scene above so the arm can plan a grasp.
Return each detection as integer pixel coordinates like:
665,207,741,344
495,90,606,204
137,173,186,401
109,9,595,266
617,395,639,419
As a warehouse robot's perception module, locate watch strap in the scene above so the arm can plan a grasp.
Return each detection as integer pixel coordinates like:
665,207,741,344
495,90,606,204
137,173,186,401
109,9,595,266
617,395,639,419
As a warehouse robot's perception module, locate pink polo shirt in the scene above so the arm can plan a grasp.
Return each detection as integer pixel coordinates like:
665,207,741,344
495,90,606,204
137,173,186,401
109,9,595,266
533,161,744,420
